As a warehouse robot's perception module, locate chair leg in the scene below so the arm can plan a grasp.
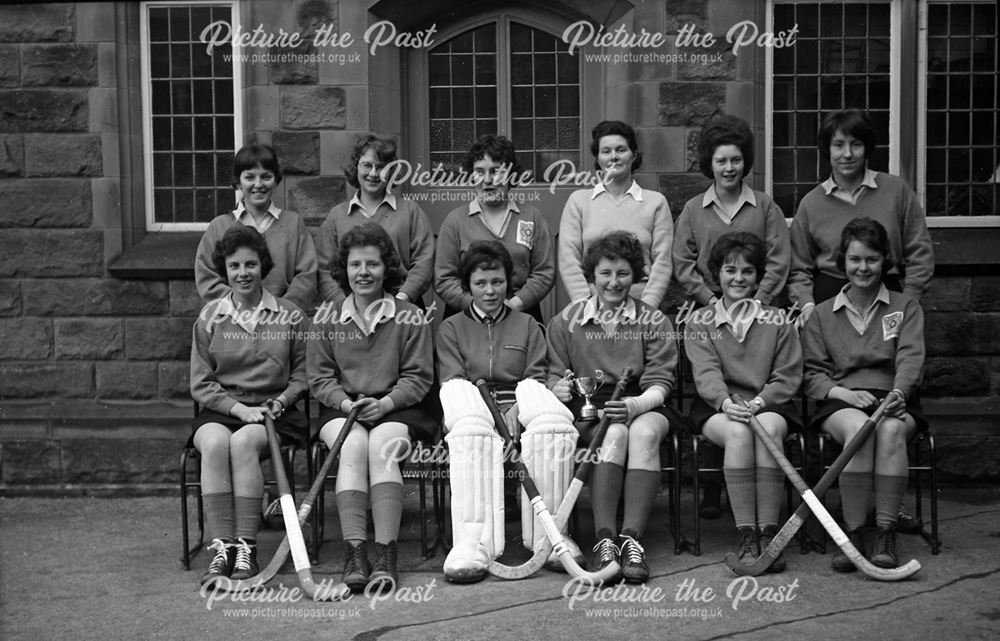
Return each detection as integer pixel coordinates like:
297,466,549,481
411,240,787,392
180,448,204,570
692,436,702,556
180,449,191,570
928,434,940,554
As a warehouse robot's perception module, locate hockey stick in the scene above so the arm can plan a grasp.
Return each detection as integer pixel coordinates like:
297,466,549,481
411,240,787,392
211,406,360,592
486,368,633,581
735,395,920,581
725,398,889,575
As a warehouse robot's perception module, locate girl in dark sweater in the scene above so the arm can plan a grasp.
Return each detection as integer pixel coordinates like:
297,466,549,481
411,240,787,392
684,232,803,572
308,223,434,593
802,217,926,572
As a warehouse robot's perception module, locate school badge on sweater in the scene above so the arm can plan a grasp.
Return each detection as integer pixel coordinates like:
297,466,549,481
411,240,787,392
882,311,903,341
516,220,534,249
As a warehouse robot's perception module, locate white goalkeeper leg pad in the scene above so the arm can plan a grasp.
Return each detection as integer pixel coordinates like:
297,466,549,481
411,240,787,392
441,380,505,582
515,380,580,567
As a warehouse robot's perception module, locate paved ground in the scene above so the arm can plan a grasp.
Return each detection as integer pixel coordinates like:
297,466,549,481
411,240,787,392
1,486,998,641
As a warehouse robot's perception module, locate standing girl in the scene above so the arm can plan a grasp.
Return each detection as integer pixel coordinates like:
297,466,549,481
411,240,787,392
559,121,673,309
195,143,317,310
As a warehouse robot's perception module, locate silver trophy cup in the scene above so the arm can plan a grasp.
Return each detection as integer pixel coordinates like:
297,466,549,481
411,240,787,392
571,369,605,421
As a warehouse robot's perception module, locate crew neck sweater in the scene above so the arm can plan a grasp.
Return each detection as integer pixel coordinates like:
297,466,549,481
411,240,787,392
673,187,790,305
802,289,925,399
558,187,673,307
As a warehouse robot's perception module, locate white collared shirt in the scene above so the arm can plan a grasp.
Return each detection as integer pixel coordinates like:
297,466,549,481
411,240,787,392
340,294,396,335
591,179,644,202
579,295,638,336
713,297,760,343
832,283,891,335
348,192,398,218
468,197,520,237
702,183,757,224
821,168,879,205
233,201,282,234
213,289,280,334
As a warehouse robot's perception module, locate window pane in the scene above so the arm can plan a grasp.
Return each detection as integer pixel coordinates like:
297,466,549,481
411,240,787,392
534,86,555,117
452,55,473,85
923,1,999,215
535,54,555,84
429,53,450,85
147,3,238,226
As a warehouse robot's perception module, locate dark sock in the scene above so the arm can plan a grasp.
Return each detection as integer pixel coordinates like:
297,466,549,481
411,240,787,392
336,490,369,544
874,474,908,529
755,467,785,528
838,472,873,531
621,469,660,539
234,495,262,541
203,491,235,541
370,482,403,544
723,467,756,528
591,462,624,538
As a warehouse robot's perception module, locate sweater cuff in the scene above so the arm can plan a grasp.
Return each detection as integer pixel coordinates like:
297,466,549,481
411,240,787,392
386,388,411,411
625,386,667,416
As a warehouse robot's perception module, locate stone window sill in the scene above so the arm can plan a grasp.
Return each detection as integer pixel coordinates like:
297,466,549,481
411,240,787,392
108,232,201,280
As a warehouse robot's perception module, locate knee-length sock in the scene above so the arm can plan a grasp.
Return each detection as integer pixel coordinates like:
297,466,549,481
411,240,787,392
874,474,908,529
234,495,262,541
723,467,756,529
621,469,660,539
591,462,624,541
336,490,369,544
370,482,403,544
838,472,873,531
755,467,785,529
204,491,235,541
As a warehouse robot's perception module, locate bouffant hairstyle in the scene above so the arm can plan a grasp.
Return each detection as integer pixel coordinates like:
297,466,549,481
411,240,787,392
582,231,646,284
818,109,876,162
212,225,274,280
698,114,755,180
459,240,514,292
707,231,766,286
835,217,895,274
343,133,398,189
332,222,404,295
461,134,524,181
232,143,282,189
589,120,643,173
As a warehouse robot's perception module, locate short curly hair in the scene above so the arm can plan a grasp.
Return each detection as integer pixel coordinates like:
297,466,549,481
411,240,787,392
835,217,895,274
458,240,514,292
698,114,754,180
332,222,404,295
211,225,274,280
232,143,282,189
818,109,876,162
582,231,646,285
343,133,398,189
707,231,766,286
462,134,524,180
590,120,643,173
